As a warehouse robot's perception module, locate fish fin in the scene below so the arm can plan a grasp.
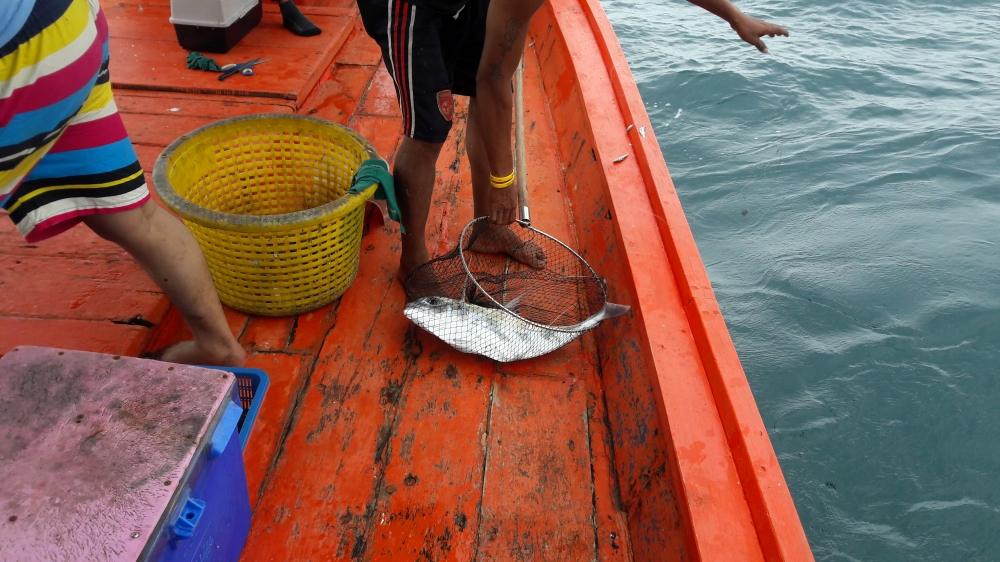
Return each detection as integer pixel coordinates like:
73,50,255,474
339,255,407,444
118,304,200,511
601,302,631,319
504,294,524,312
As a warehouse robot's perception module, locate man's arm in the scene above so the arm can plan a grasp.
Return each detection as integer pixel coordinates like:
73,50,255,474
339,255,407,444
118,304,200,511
474,0,544,225
686,0,788,52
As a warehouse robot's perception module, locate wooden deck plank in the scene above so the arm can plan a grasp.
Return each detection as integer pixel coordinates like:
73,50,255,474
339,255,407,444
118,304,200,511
120,112,240,149
363,346,495,562
357,66,402,117
559,331,634,562
300,63,379,123
135,145,166,176
308,0,358,11
0,220,124,257
0,316,153,358
241,226,408,561
475,56,633,560
107,3,354,103
242,352,315,500
347,114,403,160
287,302,339,353
0,254,162,322
475,373,598,562
362,105,498,562
115,91,296,119
242,317,298,352
464,46,632,562
336,22,383,67
498,344,635,562
119,84,294,178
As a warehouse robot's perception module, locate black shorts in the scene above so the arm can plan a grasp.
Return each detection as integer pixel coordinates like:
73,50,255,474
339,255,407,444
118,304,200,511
358,0,487,142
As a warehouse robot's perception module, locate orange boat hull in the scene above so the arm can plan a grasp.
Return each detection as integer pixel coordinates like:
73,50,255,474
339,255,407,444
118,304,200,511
0,0,810,560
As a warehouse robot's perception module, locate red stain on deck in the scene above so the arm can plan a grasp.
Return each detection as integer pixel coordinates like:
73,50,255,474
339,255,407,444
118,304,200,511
0,0,812,560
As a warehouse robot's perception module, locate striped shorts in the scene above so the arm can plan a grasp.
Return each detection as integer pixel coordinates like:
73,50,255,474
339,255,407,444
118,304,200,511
0,0,149,242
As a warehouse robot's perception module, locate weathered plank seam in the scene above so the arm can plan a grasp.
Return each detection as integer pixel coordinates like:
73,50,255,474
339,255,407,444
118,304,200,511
585,402,601,562
285,317,300,350
471,379,497,560
351,326,423,560
592,343,626,513
251,298,343,509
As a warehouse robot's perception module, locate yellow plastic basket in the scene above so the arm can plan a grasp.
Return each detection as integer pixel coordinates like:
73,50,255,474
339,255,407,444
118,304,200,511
152,114,380,316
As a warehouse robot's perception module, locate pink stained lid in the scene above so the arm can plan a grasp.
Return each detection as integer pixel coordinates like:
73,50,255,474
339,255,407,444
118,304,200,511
0,346,235,562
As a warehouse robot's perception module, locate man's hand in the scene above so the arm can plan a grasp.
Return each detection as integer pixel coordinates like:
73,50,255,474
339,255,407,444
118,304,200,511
487,184,520,225
686,1,788,52
730,13,788,53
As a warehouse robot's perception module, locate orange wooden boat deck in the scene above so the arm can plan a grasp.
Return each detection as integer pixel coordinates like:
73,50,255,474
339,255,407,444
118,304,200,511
0,0,812,560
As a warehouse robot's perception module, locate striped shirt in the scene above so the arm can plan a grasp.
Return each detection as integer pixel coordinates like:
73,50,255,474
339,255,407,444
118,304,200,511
0,0,149,242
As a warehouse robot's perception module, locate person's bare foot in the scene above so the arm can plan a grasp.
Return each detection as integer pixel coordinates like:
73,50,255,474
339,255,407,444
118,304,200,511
401,257,455,302
398,237,431,285
469,223,547,268
160,340,247,367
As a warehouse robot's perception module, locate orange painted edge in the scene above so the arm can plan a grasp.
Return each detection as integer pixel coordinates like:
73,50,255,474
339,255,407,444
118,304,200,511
566,0,813,559
536,6,758,558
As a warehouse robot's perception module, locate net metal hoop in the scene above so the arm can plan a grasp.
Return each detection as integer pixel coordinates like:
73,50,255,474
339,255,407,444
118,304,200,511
457,217,608,334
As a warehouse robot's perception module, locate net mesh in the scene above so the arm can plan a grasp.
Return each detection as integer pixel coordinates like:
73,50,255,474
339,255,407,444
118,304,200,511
403,219,608,362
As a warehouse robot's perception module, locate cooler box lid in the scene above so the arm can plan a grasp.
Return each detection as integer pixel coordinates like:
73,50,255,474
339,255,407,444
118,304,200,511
170,0,259,28
0,346,236,562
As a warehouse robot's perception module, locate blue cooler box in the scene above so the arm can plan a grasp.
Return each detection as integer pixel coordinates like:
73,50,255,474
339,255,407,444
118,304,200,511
0,347,266,562
147,397,249,562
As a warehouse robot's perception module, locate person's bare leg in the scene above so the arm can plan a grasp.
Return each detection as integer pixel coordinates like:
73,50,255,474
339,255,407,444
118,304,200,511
467,99,494,220
466,99,545,267
473,0,544,212
83,201,246,366
396,137,445,282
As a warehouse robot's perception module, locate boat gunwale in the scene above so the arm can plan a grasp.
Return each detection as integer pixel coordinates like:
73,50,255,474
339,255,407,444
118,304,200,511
533,0,813,559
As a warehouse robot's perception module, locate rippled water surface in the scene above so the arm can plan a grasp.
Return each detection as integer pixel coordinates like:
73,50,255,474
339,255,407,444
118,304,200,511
602,1,1000,559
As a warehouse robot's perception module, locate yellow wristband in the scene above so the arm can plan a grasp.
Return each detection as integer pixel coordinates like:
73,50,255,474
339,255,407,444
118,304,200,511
491,169,515,182
490,171,516,189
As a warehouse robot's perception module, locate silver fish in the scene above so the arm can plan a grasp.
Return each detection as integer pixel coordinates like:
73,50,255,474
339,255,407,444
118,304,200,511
404,296,630,362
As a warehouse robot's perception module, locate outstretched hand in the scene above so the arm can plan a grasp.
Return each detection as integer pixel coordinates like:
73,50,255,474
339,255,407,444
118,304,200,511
731,14,788,53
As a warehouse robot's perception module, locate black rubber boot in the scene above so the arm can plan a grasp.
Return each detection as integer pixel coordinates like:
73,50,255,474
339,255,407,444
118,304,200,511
280,1,321,37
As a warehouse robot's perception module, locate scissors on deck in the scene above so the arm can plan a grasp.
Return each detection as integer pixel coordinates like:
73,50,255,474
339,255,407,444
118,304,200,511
218,58,266,81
